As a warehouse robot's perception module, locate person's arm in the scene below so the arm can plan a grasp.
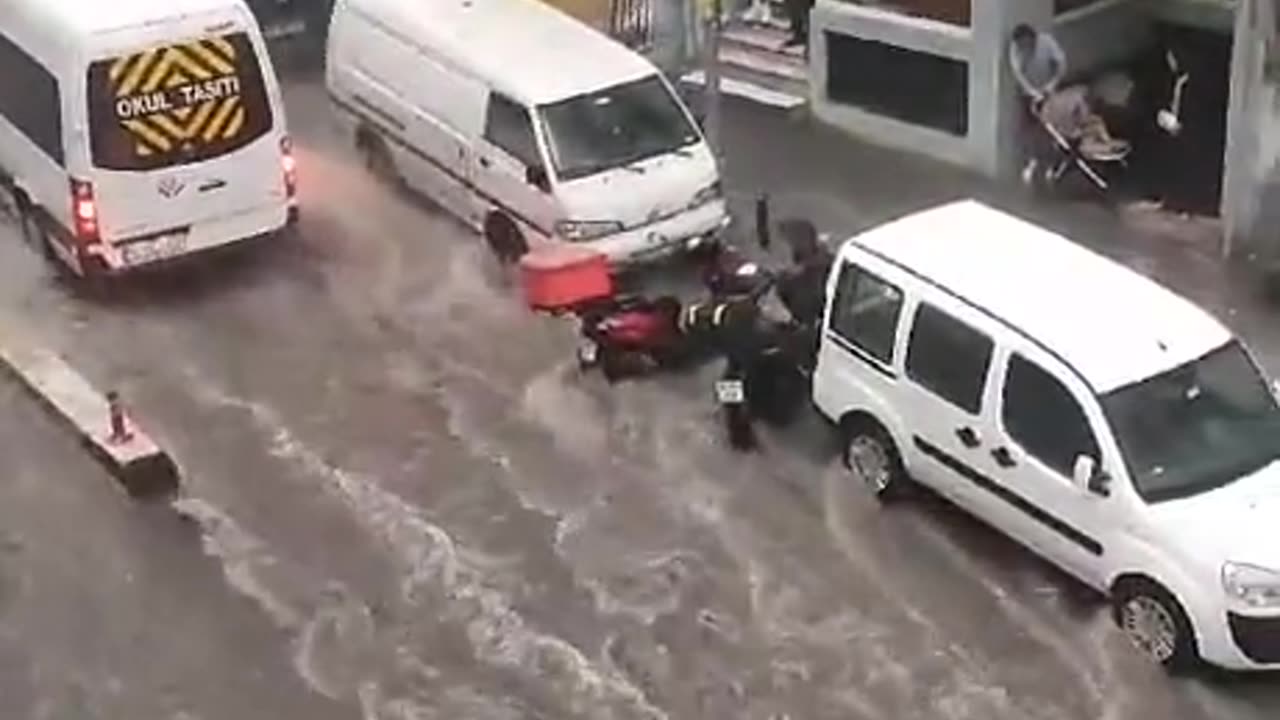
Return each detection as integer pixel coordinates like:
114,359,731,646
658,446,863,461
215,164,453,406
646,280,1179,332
1045,35,1067,92
1009,44,1041,101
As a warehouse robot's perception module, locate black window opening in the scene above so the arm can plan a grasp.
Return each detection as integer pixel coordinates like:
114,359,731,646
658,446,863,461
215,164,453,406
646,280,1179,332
905,303,992,414
825,32,968,137
1002,354,1100,477
0,31,64,165
87,32,274,171
484,93,540,169
828,262,905,367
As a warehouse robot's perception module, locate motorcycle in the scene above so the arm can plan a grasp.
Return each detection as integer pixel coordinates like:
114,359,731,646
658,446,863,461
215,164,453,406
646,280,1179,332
710,221,834,450
575,236,764,382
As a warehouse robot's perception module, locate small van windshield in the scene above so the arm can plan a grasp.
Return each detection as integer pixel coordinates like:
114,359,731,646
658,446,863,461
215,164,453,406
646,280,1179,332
86,31,274,171
1103,341,1280,503
538,75,699,181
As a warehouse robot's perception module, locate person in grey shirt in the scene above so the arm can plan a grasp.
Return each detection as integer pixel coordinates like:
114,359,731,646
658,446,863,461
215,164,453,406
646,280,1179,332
1010,23,1066,103
1010,23,1068,183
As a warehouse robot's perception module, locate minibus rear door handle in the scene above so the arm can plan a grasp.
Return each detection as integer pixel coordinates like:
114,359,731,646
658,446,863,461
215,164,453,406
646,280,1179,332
478,156,491,168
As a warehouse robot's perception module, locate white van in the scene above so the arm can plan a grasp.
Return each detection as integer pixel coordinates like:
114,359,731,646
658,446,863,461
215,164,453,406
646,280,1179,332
0,0,296,280
325,0,729,264
813,200,1280,673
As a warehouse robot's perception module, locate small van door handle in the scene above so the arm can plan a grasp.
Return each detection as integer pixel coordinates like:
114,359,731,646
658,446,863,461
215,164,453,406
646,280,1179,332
954,426,980,448
991,447,1017,468
478,156,491,168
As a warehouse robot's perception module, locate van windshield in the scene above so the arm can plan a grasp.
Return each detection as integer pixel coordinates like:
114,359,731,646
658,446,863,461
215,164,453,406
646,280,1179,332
1102,341,1280,503
86,31,274,171
538,75,700,181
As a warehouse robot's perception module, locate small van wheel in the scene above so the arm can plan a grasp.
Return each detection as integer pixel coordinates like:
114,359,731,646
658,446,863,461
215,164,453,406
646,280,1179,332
484,213,528,264
358,131,400,185
1112,579,1200,673
841,418,908,502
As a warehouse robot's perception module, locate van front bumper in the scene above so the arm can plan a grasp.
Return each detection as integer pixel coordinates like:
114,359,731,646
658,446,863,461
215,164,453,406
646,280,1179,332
1197,609,1280,670
581,199,729,265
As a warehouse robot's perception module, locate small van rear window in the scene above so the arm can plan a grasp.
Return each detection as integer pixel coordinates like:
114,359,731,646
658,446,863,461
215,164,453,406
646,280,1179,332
86,32,274,171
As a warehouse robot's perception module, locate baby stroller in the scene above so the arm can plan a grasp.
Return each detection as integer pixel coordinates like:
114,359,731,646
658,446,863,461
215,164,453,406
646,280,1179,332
1030,84,1133,195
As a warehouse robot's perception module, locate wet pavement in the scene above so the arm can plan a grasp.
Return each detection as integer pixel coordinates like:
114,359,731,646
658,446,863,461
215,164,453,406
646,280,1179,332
0,69,1277,719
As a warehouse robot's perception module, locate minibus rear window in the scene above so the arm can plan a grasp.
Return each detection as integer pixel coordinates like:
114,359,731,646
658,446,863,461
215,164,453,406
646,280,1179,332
86,32,274,171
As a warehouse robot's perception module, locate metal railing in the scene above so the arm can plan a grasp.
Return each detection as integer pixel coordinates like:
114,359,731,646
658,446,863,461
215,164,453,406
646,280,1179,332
610,0,656,49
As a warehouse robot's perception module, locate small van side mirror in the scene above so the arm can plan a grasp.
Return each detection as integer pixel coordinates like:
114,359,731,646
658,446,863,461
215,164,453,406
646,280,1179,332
1074,455,1111,497
525,164,550,193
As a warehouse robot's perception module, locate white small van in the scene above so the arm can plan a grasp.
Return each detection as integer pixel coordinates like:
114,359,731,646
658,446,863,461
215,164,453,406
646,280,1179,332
325,0,729,264
813,200,1280,672
0,0,296,280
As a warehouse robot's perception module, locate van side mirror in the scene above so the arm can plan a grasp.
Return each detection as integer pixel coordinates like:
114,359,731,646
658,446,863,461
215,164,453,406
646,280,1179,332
525,164,550,193
1074,455,1111,497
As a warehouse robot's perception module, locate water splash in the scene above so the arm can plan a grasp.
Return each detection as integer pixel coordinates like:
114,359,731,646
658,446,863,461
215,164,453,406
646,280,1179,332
185,377,669,720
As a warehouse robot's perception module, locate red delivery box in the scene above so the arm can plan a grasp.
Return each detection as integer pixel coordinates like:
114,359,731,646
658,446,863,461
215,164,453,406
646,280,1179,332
519,244,614,311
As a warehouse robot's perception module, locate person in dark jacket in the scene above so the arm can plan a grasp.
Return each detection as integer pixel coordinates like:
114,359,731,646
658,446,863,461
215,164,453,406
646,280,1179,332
783,0,816,49
776,218,833,329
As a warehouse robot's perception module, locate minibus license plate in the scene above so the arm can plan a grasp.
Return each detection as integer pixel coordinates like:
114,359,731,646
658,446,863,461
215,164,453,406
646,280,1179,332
122,232,189,266
715,380,744,404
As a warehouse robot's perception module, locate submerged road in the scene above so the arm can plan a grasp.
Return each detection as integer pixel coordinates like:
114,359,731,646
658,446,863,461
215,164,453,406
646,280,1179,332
0,68,1276,719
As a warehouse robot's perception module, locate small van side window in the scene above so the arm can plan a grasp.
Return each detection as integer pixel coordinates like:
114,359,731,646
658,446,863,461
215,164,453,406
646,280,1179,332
1003,354,1100,477
906,303,992,414
0,31,64,165
484,94,539,168
828,262,903,366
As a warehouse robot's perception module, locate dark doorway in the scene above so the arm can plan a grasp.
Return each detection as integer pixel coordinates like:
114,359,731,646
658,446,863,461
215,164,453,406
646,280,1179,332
1128,22,1233,217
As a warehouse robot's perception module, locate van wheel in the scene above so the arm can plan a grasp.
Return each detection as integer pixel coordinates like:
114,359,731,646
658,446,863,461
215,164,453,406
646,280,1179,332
1112,579,1200,673
18,203,64,266
484,213,528,264
359,131,400,186
840,417,908,502
18,201,43,251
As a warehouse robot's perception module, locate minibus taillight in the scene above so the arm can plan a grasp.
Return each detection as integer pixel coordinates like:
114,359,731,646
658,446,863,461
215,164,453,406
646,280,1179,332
281,136,297,199
70,178,99,243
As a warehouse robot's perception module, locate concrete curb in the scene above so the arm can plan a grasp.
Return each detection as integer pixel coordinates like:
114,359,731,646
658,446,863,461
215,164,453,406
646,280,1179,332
680,71,807,110
0,316,179,500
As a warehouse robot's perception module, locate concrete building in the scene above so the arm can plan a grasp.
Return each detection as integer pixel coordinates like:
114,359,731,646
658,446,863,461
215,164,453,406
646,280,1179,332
810,0,1280,260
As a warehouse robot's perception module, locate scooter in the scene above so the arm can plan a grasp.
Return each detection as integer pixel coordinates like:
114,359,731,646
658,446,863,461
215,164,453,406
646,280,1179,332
712,222,834,450
575,294,685,380
575,238,763,382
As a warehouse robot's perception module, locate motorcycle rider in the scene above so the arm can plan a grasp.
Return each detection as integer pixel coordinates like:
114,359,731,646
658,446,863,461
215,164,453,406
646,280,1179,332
775,218,833,329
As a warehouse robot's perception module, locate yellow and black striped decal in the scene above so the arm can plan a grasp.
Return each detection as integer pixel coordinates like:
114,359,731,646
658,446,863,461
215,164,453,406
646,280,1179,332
107,36,247,158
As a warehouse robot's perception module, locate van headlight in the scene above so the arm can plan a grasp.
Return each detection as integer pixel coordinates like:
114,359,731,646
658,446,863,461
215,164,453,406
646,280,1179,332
689,181,722,209
555,220,623,241
1222,562,1280,608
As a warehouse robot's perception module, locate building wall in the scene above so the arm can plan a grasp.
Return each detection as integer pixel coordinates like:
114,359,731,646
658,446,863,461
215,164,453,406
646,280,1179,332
1223,0,1280,257
540,0,613,27
811,0,1237,184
